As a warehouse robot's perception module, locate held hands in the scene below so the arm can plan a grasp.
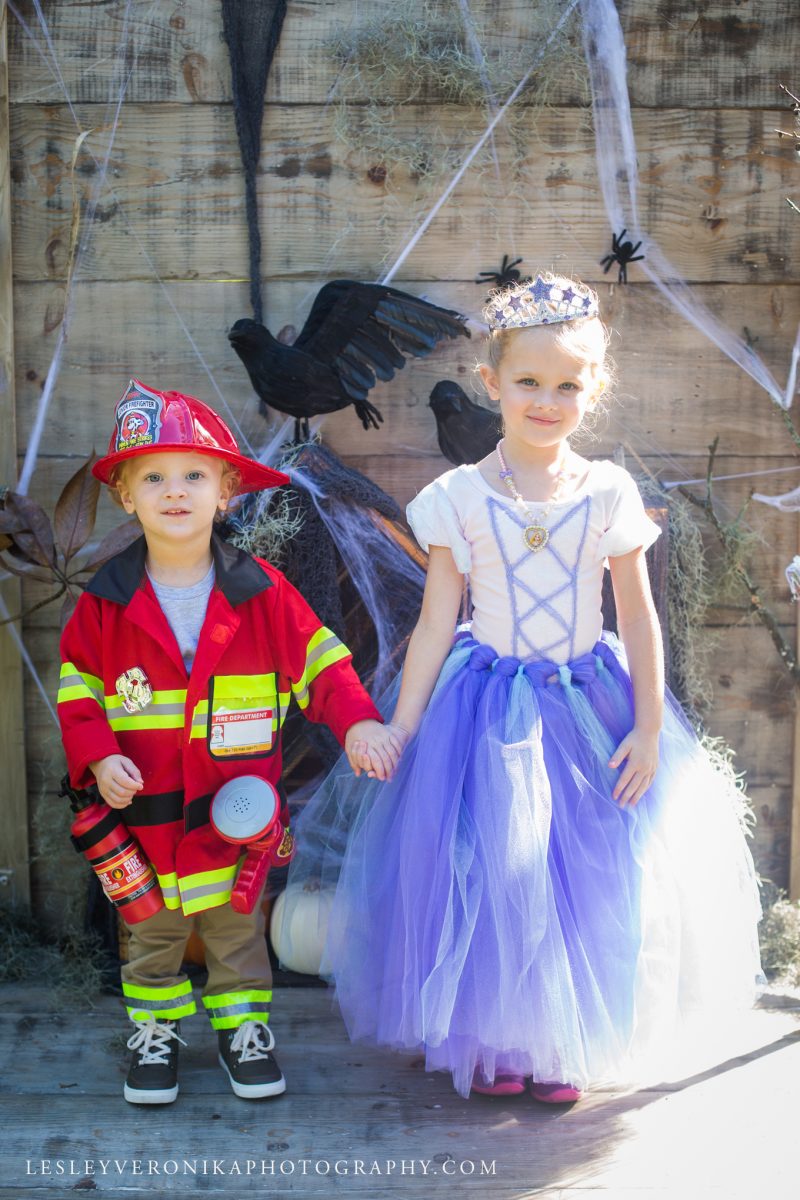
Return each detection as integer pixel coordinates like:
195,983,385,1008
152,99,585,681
89,755,144,808
345,720,410,782
608,727,659,807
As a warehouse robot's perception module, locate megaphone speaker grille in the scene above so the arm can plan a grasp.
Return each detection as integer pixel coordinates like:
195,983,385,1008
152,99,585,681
210,776,279,843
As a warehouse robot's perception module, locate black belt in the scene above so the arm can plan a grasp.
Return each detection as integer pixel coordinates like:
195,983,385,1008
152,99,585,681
184,793,213,833
122,790,184,827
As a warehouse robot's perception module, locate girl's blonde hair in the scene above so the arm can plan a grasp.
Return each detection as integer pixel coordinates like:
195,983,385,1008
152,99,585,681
479,274,615,443
482,273,614,395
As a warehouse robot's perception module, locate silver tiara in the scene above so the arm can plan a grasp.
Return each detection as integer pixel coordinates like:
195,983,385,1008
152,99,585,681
486,275,598,330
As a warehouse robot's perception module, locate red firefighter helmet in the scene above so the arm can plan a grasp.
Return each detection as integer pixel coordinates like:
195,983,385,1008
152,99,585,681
92,380,289,493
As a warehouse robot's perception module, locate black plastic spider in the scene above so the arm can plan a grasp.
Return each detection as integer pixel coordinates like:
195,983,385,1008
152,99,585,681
475,254,532,290
600,228,645,284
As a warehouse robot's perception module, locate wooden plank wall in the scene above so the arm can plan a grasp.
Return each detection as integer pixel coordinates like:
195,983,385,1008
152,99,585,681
0,0,29,908
5,0,800,924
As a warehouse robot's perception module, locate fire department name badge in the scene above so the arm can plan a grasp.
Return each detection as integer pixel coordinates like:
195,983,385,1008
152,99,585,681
114,380,164,453
115,667,153,714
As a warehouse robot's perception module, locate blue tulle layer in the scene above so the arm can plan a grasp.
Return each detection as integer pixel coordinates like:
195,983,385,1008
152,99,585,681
286,633,762,1098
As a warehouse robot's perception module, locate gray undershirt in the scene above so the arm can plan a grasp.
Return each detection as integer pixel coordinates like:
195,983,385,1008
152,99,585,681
148,563,215,671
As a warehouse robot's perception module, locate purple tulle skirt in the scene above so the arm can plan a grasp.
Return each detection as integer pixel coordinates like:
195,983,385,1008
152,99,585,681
286,633,762,1098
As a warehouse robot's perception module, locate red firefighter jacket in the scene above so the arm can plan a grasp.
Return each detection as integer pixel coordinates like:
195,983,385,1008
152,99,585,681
58,534,381,915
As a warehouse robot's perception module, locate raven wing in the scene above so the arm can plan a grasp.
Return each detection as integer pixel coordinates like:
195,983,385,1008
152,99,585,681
295,281,470,405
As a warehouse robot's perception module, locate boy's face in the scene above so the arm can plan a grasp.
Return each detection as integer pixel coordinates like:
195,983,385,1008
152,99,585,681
116,452,234,546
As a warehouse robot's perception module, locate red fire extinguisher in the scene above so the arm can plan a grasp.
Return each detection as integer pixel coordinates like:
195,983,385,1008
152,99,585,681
61,776,164,924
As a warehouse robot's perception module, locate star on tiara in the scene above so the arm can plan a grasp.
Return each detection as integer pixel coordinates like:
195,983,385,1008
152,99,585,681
486,275,598,330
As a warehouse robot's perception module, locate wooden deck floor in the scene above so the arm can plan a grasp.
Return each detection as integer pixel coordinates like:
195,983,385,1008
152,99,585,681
1,982,799,1200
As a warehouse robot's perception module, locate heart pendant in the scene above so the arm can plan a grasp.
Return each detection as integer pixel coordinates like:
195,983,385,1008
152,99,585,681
523,525,549,553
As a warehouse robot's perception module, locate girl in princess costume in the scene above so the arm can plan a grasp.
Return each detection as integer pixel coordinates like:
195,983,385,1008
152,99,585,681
285,273,762,1101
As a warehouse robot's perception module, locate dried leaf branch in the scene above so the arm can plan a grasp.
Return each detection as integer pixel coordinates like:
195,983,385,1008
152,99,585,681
0,456,140,629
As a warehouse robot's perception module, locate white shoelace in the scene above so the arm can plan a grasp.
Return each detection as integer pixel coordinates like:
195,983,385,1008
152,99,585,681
229,1020,275,1064
127,1016,187,1066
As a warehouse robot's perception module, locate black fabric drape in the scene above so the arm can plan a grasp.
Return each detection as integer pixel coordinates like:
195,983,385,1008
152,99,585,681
221,0,288,323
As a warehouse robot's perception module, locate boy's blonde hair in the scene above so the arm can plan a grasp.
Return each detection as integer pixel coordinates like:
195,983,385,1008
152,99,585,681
107,457,241,513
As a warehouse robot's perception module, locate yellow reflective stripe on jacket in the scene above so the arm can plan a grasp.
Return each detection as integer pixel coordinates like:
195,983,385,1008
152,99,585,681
123,978,196,1020
203,989,272,1030
179,861,241,916
104,688,187,732
189,698,209,740
292,627,350,710
156,871,181,910
57,662,104,708
212,674,277,700
211,674,278,708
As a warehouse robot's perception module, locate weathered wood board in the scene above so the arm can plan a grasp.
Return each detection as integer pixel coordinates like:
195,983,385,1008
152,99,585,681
9,281,800,463
8,105,798,285
6,0,799,110
1,984,799,1199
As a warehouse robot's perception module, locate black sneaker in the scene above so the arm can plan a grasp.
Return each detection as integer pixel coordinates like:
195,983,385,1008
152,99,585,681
218,1020,286,1099
124,1017,186,1105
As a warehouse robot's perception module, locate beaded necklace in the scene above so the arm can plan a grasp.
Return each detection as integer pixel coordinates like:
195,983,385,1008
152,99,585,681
495,440,569,553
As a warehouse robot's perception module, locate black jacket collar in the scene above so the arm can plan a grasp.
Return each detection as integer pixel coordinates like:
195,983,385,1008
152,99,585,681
86,532,273,608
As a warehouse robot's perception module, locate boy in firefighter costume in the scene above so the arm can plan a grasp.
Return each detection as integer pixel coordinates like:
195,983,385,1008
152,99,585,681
58,380,395,1105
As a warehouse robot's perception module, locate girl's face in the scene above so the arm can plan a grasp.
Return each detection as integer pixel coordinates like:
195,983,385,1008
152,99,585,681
479,325,602,453
116,452,234,544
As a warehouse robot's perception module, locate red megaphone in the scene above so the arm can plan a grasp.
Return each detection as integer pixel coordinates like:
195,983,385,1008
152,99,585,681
210,777,294,914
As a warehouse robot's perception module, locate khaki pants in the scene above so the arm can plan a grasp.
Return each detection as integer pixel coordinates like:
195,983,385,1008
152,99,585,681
121,900,272,1026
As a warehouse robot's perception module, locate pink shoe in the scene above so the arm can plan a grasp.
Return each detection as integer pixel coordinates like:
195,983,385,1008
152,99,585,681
471,1071,526,1097
529,1081,583,1104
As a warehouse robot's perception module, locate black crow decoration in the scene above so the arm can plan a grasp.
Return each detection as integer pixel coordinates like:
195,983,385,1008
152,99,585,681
228,280,470,440
429,380,501,466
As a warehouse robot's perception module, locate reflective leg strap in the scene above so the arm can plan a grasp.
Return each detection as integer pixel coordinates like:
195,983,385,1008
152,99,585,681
123,977,197,1022
202,989,272,1030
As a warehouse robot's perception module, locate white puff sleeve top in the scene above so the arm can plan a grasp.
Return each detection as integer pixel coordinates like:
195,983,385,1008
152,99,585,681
407,460,660,662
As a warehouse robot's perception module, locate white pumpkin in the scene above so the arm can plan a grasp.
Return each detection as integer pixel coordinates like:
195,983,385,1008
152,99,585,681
270,884,335,976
